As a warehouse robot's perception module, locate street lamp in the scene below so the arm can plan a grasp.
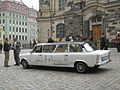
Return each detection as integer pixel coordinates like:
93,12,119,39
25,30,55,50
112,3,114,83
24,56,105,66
44,0,54,38
102,11,108,37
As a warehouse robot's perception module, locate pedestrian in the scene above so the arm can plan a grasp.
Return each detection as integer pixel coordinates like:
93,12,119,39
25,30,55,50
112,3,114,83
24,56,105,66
115,32,120,52
0,43,3,54
59,37,63,42
100,33,107,50
3,38,10,67
30,41,32,49
12,38,21,66
69,36,74,41
33,39,37,47
48,37,54,43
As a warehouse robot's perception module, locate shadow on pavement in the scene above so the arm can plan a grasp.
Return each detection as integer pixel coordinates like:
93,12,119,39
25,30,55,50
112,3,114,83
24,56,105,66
86,67,112,74
28,65,76,73
24,65,112,74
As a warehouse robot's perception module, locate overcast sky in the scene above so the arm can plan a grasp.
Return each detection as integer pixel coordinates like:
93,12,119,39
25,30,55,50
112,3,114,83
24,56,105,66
16,0,39,11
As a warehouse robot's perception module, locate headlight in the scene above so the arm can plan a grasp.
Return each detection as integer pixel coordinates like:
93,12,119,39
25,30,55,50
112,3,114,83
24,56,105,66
101,56,108,61
96,54,100,64
108,51,111,59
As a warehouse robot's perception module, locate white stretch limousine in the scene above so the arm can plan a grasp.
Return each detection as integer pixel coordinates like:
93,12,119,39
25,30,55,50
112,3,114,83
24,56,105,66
20,41,111,73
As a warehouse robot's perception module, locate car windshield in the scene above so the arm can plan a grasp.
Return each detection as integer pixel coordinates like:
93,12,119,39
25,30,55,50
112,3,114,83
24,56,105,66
83,42,97,52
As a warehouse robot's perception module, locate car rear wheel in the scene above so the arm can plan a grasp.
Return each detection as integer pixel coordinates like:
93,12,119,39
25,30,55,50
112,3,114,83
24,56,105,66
75,62,88,73
21,60,29,69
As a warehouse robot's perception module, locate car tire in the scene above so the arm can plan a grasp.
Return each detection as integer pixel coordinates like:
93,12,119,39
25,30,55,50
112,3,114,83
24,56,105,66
21,60,29,69
94,65,100,69
75,62,88,73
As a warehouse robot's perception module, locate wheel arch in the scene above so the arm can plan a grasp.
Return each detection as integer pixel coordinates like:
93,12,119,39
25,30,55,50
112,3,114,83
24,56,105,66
21,58,28,64
74,60,88,67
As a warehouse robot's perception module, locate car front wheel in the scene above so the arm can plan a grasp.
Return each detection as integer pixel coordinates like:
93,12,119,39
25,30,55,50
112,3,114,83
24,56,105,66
75,62,88,73
21,60,29,69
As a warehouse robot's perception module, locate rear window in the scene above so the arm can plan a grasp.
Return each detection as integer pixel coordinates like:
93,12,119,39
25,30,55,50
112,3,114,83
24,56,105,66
70,44,83,52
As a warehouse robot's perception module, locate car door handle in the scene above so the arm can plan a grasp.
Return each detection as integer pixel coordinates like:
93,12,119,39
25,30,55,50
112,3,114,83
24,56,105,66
64,55,68,56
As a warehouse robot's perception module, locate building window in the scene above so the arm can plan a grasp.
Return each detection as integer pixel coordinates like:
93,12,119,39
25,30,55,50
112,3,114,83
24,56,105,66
19,21,21,25
112,22,117,25
16,35,18,40
9,26,11,31
3,35,5,39
25,28,27,33
3,26,5,31
9,35,11,39
0,32,1,38
13,20,15,24
25,22,27,26
10,13,11,17
59,0,67,10
16,27,18,32
22,28,24,32
22,36,24,40
13,14,15,17
16,20,18,25
3,19,5,23
56,23,65,38
25,36,27,40
19,28,21,32
19,36,21,40
9,19,11,24
92,17,101,22
3,13,5,16
13,27,15,32
22,22,24,25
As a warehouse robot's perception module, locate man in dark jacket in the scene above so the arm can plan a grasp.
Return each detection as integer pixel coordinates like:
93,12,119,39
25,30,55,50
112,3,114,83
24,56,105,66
100,33,108,50
0,43,3,54
3,38,10,67
12,38,21,66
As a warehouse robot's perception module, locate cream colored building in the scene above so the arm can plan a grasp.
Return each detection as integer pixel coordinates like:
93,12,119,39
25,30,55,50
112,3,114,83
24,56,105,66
0,28,4,44
37,0,120,43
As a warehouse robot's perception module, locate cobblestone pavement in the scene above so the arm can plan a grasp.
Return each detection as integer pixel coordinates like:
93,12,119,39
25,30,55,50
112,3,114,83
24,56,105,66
0,48,120,90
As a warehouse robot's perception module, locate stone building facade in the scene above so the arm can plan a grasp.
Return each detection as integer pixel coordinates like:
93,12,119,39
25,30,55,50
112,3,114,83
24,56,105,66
37,0,120,43
0,0,37,44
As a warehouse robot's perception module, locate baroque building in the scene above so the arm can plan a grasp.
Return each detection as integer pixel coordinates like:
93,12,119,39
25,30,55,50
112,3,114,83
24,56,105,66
37,0,120,43
0,0,37,44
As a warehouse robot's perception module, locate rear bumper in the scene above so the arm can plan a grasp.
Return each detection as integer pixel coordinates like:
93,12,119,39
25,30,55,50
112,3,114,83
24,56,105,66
96,59,111,66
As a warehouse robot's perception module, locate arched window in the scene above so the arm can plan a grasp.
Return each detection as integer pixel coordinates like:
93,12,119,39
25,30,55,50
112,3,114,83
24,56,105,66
56,23,65,38
59,0,67,10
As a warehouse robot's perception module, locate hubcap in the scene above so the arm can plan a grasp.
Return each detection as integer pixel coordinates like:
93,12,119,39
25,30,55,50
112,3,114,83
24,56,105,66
23,61,27,68
78,64,84,71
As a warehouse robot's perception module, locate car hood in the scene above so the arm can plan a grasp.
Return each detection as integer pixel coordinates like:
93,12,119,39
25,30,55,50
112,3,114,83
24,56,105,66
19,53,31,57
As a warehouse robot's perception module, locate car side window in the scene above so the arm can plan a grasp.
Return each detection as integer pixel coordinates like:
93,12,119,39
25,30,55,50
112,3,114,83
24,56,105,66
55,44,68,53
33,46,42,53
70,44,83,52
43,45,56,53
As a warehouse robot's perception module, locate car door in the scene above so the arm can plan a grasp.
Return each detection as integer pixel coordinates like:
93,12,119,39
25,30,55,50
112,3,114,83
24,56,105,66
29,45,43,65
52,44,69,66
67,43,84,64
42,45,56,66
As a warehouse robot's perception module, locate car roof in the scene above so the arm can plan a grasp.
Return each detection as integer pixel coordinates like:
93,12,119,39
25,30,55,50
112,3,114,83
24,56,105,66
35,41,85,46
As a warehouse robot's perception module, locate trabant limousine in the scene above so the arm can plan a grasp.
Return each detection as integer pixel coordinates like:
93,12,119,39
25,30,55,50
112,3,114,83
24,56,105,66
20,41,111,73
